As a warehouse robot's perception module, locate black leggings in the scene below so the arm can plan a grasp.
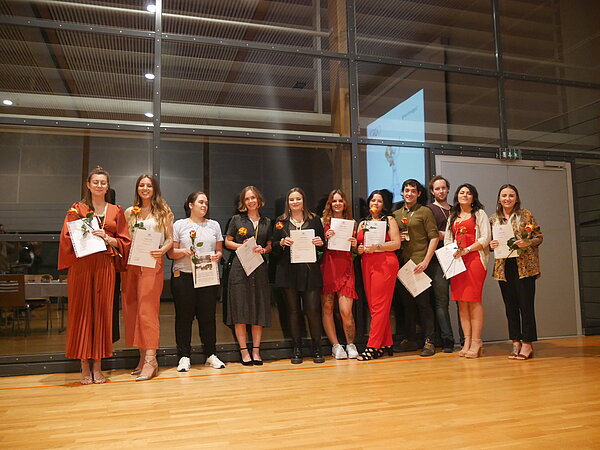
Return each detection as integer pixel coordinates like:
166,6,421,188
283,288,322,346
172,273,218,358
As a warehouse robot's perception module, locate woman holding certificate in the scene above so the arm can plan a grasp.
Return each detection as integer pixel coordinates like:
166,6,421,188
272,187,325,364
168,192,225,372
320,189,359,360
122,174,173,381
356,190,401,361
224,186,272,366
489,184,543,360
58,166,131,385
444,183,491,359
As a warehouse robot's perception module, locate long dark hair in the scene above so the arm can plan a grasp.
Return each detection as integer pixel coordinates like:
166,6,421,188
279,187,316,221
322,189,353,226
364,190,392,222
81,166,111,209
184,191,208,219
495,184,522,223
448,183,484,233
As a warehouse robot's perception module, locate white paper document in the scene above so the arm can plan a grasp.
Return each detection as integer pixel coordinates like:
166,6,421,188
128,228,162,268
235,236,264,276
397,260,432,297
492,224,517,259
67,217,107,258
363,220,386,247
290,229,316,263
327,218,355,252
435,242,467,279
192,252,220,288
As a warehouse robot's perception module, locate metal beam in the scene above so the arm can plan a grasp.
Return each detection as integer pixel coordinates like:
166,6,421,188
152,0,162,178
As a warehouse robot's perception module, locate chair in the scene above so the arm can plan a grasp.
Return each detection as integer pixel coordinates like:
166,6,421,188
0,274,31,335
24,274,53,330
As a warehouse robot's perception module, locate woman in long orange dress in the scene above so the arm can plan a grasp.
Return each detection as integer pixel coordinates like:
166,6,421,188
122,174,173,381
58,167,131,384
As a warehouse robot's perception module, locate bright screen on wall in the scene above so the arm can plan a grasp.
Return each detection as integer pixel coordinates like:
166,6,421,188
366,89,425,203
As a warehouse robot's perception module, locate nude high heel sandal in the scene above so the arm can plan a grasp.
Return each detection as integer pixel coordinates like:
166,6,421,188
465,339,483,359
135,356,159,381
458,336,472,357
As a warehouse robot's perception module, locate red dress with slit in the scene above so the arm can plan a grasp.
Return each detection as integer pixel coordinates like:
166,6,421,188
58,202,130,360
450,216,486,303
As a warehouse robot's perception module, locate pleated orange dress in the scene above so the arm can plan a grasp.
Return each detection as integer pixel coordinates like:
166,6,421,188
121,217,165,350
59,202,131,360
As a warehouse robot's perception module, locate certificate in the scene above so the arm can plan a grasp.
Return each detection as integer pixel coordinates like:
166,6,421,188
192,252,220,288
327,218,354,252
127,229,162,268
363,220,386,247
397,260,432,297
492,224,517,259
290,229,316,263
435,242,466,279
67,217,107,258
235,236,264,276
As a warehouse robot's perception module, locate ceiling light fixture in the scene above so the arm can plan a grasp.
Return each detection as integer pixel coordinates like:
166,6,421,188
2,99,14,106
146,4,156,13
144,73,155,80
144,112,154,118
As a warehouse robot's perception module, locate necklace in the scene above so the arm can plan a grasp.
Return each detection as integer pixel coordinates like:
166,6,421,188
290,217,304,230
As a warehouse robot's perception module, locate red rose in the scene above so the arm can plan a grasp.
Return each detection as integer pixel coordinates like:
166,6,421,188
132,205,142,215
238,227,248,236
401,217,409,224
190,230,196,238
525,224,534,232
275,221,284,230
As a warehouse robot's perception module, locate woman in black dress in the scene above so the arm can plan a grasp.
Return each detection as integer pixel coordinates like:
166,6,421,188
272,187,325,364
225,186,272,366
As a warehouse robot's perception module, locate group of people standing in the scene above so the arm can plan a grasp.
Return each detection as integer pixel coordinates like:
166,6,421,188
58,167,543,385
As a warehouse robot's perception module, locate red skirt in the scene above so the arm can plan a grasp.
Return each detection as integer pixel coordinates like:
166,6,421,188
450,251,486,302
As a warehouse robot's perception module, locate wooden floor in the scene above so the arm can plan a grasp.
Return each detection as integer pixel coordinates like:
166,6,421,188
1,336,599,449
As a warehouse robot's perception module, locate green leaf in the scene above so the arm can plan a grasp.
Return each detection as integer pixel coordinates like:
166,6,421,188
85,212,94,219
197,242,203,247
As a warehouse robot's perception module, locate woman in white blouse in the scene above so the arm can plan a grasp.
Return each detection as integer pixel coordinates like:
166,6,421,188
168,192,225,372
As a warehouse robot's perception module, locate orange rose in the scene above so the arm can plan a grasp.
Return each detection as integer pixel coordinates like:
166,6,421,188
238,227,248,236
132,205,142,215
68,207,79,215
459,226,467,235
275,221,284,230
525,224,534,232
190,230,196,238
370,207,378,215
401,217,409,224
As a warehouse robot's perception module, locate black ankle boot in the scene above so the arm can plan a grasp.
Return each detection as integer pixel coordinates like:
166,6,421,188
291,341,303,364
313,348,325,364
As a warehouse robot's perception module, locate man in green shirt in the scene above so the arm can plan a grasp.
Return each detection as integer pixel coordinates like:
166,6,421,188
393,179,439,357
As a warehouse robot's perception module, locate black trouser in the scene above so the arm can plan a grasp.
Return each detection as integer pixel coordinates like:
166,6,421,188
172,273,218,358
399,283,435,343
283,288,322,348
498,258,537,342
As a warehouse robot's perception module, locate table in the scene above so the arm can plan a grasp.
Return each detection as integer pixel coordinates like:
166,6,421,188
25,281,68,332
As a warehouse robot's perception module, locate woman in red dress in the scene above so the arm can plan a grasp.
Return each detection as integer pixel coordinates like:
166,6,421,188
58,166,131,384
320,189,358,359
122,174,173,381
356,190,402,360
444,183,491,359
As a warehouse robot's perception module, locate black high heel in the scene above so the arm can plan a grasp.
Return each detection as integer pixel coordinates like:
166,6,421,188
378,346,394,357
251,346,263,366
357,347,380,361
239,347,253,366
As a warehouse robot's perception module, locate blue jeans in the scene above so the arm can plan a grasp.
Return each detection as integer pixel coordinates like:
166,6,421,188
426,258,454,343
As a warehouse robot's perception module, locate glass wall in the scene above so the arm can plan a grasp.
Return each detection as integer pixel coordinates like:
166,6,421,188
0,1,599,360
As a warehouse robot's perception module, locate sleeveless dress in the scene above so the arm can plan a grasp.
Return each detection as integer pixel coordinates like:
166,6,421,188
320,225,358,299
450,216,486,302
356,227,398,348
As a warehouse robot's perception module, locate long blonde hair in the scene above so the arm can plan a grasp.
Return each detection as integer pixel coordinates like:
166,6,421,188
128,174,172,233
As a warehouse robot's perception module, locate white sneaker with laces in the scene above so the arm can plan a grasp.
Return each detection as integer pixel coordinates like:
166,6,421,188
205,354,225,369
177,356,191,372
331,343,348,360
346,344,359,359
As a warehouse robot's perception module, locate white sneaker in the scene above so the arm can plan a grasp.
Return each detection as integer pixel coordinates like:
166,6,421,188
346,344,359,359
177,356,191,372
331,343,348,360
205,354,225,369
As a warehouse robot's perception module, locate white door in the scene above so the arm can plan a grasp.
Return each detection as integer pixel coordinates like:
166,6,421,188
435,156,581,341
